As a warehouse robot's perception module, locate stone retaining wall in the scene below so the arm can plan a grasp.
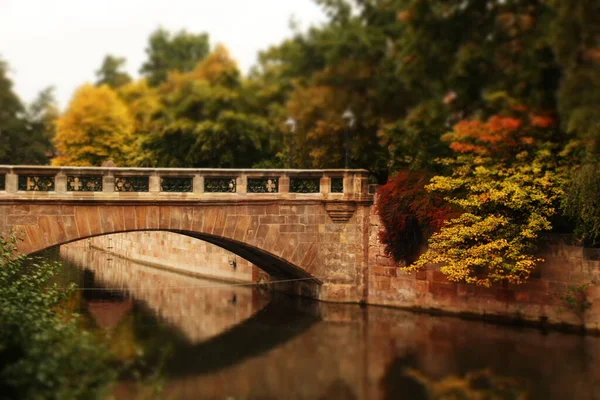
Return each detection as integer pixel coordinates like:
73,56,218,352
367,196,600,332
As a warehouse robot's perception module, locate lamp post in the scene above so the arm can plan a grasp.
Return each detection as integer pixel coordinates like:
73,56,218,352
284,117,296,169
342,109,355,169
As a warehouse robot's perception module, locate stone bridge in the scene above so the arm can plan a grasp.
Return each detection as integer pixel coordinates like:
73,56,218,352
0,166,374,302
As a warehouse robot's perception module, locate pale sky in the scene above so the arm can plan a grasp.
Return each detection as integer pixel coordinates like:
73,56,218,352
0,0,326,109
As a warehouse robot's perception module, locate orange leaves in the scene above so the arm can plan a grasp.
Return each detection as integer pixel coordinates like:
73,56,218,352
449,142,487,154
487,116,523,131
446,115,548,156
531,114,556,128
447,111,557,158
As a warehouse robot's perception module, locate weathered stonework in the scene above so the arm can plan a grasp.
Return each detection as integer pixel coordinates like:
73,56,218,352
367,194,600,332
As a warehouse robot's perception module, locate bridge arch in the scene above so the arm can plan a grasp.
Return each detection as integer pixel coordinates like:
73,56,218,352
15,204,325,282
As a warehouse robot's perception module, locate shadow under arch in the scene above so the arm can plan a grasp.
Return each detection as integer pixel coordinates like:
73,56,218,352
170,230,321,282
158,297,321,377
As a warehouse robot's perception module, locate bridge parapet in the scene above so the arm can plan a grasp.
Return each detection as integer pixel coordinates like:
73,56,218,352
0,166,371,203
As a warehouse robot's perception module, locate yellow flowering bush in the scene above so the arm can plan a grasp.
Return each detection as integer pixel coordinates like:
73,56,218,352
406,116,564,286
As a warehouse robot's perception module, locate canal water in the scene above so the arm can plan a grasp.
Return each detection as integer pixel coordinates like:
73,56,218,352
43,244,600,400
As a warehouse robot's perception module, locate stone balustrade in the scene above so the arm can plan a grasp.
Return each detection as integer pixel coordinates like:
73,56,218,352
0,166,371,202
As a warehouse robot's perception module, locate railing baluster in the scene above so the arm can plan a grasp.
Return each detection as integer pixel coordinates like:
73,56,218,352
149,175,160,193
193,175,203,194
103,172,114,193
6,172,17,193
56,172,67,193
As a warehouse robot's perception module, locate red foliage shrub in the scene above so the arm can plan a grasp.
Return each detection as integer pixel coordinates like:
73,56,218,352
376,171,456,264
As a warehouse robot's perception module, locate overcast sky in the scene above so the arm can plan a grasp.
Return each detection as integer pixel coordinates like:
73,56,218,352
0,0,325,109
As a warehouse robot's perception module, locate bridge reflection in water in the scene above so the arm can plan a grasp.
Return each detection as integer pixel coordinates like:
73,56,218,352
60,243,273,344
49,244,600,400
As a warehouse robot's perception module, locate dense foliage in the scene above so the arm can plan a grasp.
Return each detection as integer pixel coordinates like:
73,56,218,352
53,84,134,166
131,45,276,168
140,28,210,86
0,59,56,165
0,234,115,398
409,116,564,286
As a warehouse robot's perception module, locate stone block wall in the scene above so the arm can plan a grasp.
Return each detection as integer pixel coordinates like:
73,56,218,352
64,231,264,283
367,197,600,332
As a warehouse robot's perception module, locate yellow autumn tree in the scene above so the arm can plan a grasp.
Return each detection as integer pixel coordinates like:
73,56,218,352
53,84,134,166
116,79,163,166
163,44,240,92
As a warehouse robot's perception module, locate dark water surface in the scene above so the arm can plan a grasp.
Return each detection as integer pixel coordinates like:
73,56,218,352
44,245,600,400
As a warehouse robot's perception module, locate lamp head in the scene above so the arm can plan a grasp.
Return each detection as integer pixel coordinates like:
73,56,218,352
285,117,297,133
342,109,356,128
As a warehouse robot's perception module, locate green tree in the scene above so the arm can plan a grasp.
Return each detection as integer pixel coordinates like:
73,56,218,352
0,59,53,165
135,45,275,168
0,58,27,164
24,87,59,162
117,79,164,166
252,2,411,179
140,28,210,86
550,0,600,243
95,55,132,88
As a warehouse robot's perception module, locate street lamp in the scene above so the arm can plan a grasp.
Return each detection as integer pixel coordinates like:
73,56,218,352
284,117,296,169
342,109,355,169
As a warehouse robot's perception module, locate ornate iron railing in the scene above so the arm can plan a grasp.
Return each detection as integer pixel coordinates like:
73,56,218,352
331,177,344,193
67,176,103,192
161,177,193,192
0,167,372,200
290,178,320,193
114,176,149,192
248,178,278,193
205,177,236,193
18,175,55,191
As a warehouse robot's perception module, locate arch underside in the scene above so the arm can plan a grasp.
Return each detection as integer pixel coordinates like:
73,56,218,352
28,228,320,284
171,230,318,282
